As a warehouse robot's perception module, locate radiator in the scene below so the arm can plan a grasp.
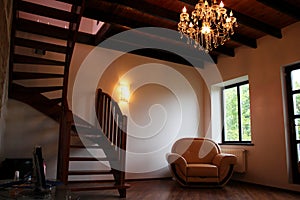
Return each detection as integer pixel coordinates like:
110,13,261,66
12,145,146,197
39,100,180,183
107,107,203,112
221,148,247,173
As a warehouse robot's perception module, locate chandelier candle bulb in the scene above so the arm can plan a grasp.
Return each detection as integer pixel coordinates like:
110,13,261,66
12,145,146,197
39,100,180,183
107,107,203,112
178,0,238,52
220,1,224,7
180,6,189,21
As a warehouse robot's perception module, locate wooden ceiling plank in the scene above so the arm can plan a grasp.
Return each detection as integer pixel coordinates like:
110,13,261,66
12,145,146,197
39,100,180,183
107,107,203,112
179,0,198,5
233,11,282,38
17,0,77,22
99,0,179,23
83,8,175,29
256,0,300,21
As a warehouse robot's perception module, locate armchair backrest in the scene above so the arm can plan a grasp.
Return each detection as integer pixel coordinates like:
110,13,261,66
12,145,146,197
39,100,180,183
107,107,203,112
171,138,221,164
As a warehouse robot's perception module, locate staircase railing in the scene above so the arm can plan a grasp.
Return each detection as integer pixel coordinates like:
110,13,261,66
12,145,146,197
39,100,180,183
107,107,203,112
57,0,86,183
96,88,128,196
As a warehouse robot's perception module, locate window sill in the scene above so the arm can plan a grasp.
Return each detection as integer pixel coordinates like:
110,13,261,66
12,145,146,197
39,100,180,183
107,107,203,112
219,143,254,146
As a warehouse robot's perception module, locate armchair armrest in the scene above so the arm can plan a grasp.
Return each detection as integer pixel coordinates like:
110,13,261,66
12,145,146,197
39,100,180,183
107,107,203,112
166,153,187,175
212,153,237,167
166,153,187,165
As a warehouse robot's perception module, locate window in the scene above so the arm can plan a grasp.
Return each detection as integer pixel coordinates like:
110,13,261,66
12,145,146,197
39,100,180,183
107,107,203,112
222,81,251,144
285,64,300,184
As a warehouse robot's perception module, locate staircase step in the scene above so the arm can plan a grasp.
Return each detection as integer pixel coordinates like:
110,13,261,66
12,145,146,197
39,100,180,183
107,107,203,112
12,71,64,80
69,141,119,158
16,18,70,40
17,0,77,23
33,86,63,93
70,145,102,149
69,157,116,162
69,183,130,192
14,37,67,54
70,133,116,152
14,85,63,93
48,97,63,106
68,180,115,184
56,0,84,6
71,125,103,137
12,82,63,93
14,54,65,66
68,170,113,175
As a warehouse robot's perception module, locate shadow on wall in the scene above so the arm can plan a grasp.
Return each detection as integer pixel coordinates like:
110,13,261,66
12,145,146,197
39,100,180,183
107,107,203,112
3,99,59,179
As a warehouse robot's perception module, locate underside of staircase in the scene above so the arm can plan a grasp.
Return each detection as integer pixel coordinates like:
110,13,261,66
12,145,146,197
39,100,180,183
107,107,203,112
8,0,129,197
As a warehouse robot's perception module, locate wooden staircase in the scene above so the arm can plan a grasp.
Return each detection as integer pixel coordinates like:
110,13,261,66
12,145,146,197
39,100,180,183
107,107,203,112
8,0,129,197
66,89,129,196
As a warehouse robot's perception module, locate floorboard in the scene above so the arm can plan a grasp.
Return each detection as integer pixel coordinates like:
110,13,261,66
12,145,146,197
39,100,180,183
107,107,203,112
72,179,300,200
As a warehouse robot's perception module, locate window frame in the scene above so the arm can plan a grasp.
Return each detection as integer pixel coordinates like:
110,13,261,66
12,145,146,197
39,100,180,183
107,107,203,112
284,63,300,184
221,80,252,144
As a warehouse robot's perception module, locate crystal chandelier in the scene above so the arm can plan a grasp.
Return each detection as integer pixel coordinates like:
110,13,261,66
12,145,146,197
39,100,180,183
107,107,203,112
178,0,238,52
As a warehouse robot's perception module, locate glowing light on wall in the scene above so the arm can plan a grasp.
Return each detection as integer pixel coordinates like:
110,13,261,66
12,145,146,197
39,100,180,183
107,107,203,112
119,82,130,103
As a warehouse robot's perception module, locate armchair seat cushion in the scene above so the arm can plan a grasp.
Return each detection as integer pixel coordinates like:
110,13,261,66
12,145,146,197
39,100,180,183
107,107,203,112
187,164,218,177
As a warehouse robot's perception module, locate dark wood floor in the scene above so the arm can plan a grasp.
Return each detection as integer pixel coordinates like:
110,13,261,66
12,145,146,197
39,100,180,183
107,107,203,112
73,179,300,200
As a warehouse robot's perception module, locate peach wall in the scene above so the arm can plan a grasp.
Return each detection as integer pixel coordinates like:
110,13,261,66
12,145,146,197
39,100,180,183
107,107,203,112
216,22,300,191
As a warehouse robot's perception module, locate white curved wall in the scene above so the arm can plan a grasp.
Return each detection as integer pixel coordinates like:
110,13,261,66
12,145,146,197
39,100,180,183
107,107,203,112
70,46,206,179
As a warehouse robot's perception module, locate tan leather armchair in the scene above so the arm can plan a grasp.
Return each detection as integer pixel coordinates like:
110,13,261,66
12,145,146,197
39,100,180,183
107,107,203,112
166,138,237,187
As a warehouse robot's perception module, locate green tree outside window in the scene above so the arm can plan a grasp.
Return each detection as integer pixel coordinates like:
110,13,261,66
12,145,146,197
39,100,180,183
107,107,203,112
223,81,251,143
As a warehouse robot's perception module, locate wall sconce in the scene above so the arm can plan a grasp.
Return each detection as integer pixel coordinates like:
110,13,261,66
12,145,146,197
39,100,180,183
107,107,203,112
119,83,130,103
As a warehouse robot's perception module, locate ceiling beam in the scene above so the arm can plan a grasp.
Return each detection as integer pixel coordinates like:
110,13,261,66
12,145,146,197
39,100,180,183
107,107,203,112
95,23,220,63
256,0,300,21
179,0,282,38
215,46,235,57
83,8,174,29
99,38,206,67
94,23,218,66
131,49,204,68
230,34,257,49
84,6,235,56
95,23,112,44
